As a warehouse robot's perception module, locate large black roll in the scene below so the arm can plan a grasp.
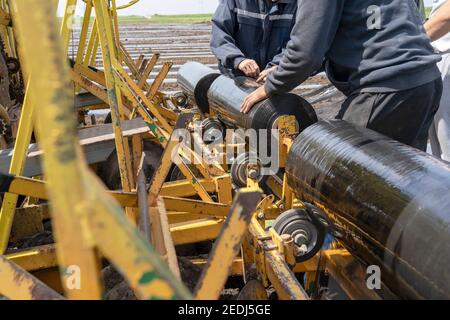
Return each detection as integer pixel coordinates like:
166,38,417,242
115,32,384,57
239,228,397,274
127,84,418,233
177,62,317,131
286,121,450,299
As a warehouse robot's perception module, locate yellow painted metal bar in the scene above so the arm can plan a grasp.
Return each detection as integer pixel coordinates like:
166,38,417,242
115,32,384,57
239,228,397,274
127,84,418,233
84,172,192,299
0,255,63,300
171,219,224,246
114,62,173,133
138,53,160,88
90,34,100,66
75,0,93,65
146,62,172,100
12,0,193,299
195,188,262,300
164,196,230,217
248,217,309,300
4,175,230,217
148,132,186,206
0,0,84,253
119,42,140,77
0,81,35,253
215,175,233,204
191,258,244,277
12,0,104,299
110,0,121,52
6,244,58,272
60,0,78,56
160,179,217,197
116,0,140,10
265,252,308,300
93,0,134,194
84,19,98,66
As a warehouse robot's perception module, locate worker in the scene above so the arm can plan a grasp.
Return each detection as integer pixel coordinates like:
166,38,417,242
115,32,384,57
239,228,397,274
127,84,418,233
210,0,297,81
426,0,450,161
241,0,443,151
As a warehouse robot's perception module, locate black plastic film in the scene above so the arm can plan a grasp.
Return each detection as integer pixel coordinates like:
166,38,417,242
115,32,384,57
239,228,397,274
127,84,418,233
286,120,450,299
194,73,221,114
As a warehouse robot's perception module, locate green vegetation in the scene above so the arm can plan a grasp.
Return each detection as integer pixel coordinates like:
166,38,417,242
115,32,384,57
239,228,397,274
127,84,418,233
117,14,212,25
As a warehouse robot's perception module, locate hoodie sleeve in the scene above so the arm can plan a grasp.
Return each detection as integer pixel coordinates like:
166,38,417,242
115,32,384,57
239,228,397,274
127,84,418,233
265,0,345,94
210,0,247,70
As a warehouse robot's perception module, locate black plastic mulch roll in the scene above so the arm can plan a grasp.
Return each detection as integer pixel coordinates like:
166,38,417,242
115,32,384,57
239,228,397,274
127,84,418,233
286,120,450,299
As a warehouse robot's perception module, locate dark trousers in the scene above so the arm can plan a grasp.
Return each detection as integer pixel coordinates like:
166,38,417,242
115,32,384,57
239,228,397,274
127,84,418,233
336,78,443,151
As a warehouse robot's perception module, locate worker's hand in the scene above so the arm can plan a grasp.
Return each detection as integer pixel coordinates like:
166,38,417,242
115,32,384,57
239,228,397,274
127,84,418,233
238,59,261,78
241,85,269,114
256,66,277,83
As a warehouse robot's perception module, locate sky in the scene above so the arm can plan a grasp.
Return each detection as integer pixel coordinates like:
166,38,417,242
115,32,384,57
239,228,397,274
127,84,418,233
57,0,220,16
57,0,435,16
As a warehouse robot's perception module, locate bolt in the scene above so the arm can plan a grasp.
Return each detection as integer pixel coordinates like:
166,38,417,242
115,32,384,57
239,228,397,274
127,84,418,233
257,212,265,220
297,244,308,255
248,168,259,180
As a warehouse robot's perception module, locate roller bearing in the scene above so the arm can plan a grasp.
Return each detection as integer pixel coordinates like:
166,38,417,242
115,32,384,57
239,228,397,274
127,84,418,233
273,208,326,262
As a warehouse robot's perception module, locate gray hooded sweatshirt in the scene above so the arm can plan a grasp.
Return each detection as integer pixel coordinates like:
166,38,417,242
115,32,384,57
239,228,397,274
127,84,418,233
265,0,441,97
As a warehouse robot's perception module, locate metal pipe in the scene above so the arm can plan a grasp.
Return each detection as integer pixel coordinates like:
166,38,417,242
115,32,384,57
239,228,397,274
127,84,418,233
286,120,450,299
177,62,317,131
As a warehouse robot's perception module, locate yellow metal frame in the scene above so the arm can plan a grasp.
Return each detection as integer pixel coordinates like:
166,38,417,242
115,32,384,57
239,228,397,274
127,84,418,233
0,0,379,301
1,0,191,300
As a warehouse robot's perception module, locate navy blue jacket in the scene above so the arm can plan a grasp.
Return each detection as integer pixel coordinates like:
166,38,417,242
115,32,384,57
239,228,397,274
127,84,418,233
265,0,440,96
211,0,297,76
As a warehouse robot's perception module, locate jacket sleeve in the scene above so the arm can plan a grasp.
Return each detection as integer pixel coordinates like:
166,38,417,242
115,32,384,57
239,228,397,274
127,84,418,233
266,7,298,69
265,0,344,94
210,0,246,70
266,49,285,69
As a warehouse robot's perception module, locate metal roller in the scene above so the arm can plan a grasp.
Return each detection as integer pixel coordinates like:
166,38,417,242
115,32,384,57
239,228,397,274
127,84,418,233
177,62,317,131
286,120,450,299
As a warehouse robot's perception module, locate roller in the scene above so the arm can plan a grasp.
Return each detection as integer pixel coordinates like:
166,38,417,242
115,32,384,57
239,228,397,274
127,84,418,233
286,120,450,299
177,62,317,131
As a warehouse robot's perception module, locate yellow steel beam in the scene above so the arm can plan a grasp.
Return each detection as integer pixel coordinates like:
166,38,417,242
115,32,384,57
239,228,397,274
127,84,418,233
2,174,230,216
248,217,309,300
12,0,104,299
75,1,94,66
323,249,381,300
171,218,224,246
84,172,191,299
191,258,244,276
265,252,308,300
93,0,135,195
83,18,98,66
160,179,217,197
60,0,78,56
12,0,193,300
138,53,160,88
149,198,181,280
195,188,262,300
146,62,172,100
6,244,58,272
164,197,230,217
0,255,63,300
0,7,11,26
0,81,36,253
